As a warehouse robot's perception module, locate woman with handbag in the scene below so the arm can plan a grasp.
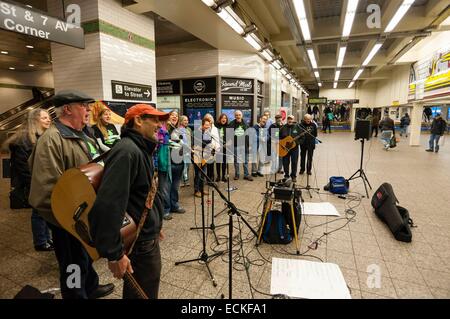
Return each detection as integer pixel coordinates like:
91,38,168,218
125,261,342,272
3,108,53,251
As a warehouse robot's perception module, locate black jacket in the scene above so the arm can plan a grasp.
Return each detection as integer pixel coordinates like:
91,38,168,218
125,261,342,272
298,120,318,149
9,136,34,195
89,128,163,261
380,117,395,133
280,123,302,148
431,118,447,135
267,122,282,155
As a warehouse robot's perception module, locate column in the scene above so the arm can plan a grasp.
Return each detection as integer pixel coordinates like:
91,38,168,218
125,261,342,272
350,107,357,132
47,0,156,103
409,102,423,146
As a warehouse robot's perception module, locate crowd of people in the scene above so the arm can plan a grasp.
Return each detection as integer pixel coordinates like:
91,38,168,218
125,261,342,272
2,90,448,299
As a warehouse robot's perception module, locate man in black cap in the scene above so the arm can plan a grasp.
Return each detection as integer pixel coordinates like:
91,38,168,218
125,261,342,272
29,90,114,299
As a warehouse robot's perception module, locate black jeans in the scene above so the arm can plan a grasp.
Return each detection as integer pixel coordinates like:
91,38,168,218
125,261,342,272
372,126,378,137
300,145,314,173
194,164,207,192
216,162,227,179
282,146,299,178
48,223,99,299
124,239,161,299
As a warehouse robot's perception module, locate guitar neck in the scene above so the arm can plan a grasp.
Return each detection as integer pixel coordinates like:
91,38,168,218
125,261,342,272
124,271,149,299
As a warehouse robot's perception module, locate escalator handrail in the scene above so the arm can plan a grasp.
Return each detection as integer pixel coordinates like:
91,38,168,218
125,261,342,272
0,89,54,121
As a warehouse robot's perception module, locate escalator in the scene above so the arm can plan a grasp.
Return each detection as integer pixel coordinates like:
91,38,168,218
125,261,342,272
0,90,55,146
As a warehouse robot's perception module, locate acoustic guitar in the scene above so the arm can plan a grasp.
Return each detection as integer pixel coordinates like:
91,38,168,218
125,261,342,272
51,163,149,299
278,129,311,158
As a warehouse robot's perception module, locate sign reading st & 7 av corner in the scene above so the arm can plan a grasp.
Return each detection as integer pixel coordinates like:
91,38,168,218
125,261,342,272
111,80,152,101
0,0,85,48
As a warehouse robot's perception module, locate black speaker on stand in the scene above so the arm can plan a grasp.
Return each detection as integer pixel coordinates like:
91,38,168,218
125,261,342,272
355,119,371,140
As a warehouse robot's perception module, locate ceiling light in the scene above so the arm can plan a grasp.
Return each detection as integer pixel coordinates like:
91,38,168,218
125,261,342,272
342,0,359,38
26,5,33,8
286,74,293,80
318,82,322,87
333,82,338,89
271,60,282,69
260,49,273,61
362,43,383,66
337,46,347,68
314,71,320,78
201,0,216,6
352,68,364,81
28,64,34,67
1,51,8,54
217,9,244,35
26,45,34,49
334,70,341,82
280,68,288,75
348,81,355,88
307,49,318,69
384,0,415,33
244,34,262,51
9,67,15,70
292,0,311,41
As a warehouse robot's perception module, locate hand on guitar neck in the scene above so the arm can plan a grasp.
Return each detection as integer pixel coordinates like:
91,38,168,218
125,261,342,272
108,255,133,279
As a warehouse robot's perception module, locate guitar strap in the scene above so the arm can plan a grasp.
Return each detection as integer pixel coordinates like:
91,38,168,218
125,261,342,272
126,172,159,256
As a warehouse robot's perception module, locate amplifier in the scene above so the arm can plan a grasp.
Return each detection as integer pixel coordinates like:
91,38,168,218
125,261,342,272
273,186,294,201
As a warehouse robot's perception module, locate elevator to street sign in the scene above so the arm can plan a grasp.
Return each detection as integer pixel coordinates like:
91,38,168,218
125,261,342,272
111,80,152,101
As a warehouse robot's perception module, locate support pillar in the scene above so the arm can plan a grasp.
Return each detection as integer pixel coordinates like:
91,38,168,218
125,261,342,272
409,102,423,146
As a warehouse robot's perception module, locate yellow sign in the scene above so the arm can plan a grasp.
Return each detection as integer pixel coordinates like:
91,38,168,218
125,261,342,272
392,101,400,106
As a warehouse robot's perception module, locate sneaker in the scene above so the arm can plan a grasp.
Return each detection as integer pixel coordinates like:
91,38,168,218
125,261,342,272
194,191,202,198
425,149,433,152
244,176,253,181
171,207,186,214
34,242,54,252
163,214,173,221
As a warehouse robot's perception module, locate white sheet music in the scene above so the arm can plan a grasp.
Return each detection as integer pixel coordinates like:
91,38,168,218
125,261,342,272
303,202,340,216
270,258,351,299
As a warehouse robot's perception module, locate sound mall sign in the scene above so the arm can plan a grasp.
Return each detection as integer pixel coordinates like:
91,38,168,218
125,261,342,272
0,1,85,48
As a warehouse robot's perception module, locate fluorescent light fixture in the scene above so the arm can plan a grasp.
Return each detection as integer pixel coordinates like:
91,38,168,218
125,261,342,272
244,34,262,51
334,70,341,82
9,67,15,70
333,82,338,89
286,74,293,80
292,0,311,41
348,81,355,88
362,43,382,66
318,82,322,87
307,49,318,69
271,60,282,69
1,51,8,54
314,71,320,78
260,49,273,61
201,0,216,6
28,64,34,67
352,68,364,81
384,0,415,33
280,68,288,75
217,9,245,35
26,5,32,8
26,45,34,49
337,46,347,68
342,0,359,37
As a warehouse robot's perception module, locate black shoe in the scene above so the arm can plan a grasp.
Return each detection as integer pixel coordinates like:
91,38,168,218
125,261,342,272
257,172,264,177
171,207,186,214
426,149,434,152
299,170,305,175
163,214,173,221
215,177,221,182
221,177,227,182
234,176,239,180
292,177,297,183
34,242,54,252
251,173,258,177
307,171,312,175
435,150,439,153
88,283,115,299
244,176,253,181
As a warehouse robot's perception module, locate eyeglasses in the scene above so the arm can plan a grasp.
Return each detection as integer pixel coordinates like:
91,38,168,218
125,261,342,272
69,102,91,109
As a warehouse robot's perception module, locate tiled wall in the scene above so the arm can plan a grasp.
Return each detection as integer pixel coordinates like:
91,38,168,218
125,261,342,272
218,50,265,82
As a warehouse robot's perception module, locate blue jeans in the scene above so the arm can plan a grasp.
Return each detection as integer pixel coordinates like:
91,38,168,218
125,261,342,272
31,209,51,246
158,171,171,217
429,134,441,152
400,126,409,136
170,162,183,211
233,146,249,177
182,162,190,183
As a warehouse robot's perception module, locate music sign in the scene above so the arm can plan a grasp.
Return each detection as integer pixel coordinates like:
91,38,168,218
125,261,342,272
0,1,85,48
111,80,152,101
221,78,254,94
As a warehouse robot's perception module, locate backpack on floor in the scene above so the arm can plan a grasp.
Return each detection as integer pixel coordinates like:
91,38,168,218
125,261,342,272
324,176,349,194
262,210,292,245
371,183,415,242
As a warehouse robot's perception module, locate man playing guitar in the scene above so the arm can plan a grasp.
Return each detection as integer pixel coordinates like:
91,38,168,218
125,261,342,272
299,114,318,175
279,115,301,183
88,104,169,299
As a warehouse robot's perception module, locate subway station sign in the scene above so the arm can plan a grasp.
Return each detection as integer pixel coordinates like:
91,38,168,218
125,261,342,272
0,1,85,48
111,80,152,101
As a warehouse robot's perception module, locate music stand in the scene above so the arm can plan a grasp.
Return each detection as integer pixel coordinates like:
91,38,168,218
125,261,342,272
298,172,320,199
347,138,372,198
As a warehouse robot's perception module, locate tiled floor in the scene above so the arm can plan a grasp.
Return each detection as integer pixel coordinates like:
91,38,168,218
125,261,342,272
1,132,450,299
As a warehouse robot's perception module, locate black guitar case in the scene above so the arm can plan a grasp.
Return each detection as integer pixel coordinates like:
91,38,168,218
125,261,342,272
371,183,415,242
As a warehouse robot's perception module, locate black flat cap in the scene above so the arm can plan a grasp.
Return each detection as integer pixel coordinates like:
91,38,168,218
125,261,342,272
51,90,95,107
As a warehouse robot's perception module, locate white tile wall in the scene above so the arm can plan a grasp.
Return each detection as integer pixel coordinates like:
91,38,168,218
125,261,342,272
100,34,156,103
156,50,219,80
98,0,155,40
51,34,103,98
218,50,265,81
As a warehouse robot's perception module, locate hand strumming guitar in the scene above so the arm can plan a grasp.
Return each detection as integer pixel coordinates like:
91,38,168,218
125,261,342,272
108,255,133,279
